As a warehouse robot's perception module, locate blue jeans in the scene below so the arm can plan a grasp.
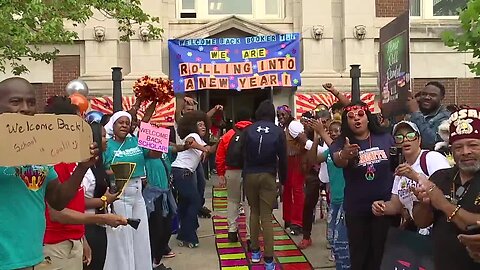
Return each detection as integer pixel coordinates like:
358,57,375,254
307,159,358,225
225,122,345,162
173,168,201,244
196,164,206,207
327,202,351,270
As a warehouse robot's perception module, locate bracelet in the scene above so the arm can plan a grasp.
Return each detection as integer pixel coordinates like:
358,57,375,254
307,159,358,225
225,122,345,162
426,184,436,194
447,205,461,223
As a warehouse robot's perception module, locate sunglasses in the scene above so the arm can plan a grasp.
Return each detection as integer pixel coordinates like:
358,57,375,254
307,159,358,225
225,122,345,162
394,132,419,144
347,109,366,119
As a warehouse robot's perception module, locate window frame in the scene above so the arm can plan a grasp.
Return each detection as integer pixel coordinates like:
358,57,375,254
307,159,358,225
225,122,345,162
410,0,464,20
176,0,284,20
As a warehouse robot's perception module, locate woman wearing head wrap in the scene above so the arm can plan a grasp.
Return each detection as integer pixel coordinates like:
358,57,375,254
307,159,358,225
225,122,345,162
102,105,161,270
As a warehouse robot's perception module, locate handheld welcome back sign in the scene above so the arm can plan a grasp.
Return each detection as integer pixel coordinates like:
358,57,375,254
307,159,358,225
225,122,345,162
0,113,93,166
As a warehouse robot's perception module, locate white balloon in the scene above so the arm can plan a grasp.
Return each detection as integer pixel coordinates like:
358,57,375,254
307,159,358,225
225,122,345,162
65,79,89,96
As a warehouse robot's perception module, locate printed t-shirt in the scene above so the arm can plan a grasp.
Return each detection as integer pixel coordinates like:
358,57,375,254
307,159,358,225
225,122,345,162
146,146,175,189
391,150,450,217
323,149,346,203
330,133,394,215
44,163,85,244
103,136,148,179
0,165,57,270
171,133,206,172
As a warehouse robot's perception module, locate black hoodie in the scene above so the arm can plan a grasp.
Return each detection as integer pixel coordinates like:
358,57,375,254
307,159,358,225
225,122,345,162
241,101,287,183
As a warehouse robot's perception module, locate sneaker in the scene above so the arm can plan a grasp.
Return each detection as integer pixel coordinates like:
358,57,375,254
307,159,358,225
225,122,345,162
328,251,335,262
265,261,275,270
154,264,172,270
152,259,161,268
289,225,303,236
251,250,261,263
298,238,312,249
284,221,291,229
228,231,239,243
163,252,176,258
188,242,199,248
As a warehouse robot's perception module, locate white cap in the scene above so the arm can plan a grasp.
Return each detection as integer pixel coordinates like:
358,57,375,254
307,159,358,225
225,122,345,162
392,121,420,135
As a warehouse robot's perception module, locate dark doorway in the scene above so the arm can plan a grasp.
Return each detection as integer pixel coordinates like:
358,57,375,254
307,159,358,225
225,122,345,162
196,88,271,130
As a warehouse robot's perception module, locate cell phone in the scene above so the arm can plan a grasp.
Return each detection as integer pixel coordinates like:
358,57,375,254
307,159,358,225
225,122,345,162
398,147,405,164
390,147,399,172
465,224,480,235
389,146,405,172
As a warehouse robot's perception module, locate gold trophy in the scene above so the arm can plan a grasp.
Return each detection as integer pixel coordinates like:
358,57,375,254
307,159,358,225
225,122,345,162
110,162,136,196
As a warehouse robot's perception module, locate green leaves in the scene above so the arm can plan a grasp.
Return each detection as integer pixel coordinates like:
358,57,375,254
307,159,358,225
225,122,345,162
441,0,480,75
0,0,163,75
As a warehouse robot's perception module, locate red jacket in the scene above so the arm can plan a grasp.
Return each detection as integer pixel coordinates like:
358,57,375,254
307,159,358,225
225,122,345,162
215,121,252,176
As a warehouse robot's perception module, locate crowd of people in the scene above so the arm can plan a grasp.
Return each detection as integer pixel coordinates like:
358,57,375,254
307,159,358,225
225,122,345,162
0,76,479,270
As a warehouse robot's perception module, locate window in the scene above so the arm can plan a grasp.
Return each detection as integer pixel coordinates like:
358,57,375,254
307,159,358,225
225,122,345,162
432,0,467,16
207,0,252,15
177,0,284,19
410,0,467,18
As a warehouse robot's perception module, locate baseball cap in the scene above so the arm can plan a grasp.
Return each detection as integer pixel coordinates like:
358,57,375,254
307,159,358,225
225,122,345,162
392,121,420,135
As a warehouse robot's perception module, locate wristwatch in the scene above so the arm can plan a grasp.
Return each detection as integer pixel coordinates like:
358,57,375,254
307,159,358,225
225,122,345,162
100,195,108,210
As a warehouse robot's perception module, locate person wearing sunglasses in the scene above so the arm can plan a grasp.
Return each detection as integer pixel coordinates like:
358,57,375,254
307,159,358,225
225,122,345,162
372,121,450,235
329,101,395,270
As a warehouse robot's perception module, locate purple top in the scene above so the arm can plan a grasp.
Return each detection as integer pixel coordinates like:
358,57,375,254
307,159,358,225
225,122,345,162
330,132,395,215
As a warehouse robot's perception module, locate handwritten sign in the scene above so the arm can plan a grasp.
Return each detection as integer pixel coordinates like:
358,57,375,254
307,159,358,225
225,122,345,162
138,122,170,153
0,113,93,166
168,33,301,92
379,11,411,118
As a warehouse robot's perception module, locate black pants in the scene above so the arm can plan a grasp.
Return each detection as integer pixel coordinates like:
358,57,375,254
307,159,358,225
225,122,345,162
196,164,206,207
345,213,395,270
302,174,321,239
149,198,173,261
84,224,107,270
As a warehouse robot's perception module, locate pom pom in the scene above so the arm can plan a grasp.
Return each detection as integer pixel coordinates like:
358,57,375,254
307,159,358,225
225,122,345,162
133,75,174,105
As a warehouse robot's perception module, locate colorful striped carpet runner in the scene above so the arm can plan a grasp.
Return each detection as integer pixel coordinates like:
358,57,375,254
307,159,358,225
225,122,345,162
213,215,313,270
212,187,228,212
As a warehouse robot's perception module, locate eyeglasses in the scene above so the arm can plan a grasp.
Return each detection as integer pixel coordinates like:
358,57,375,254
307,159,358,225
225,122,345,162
394,132,419,144
347,109,366,119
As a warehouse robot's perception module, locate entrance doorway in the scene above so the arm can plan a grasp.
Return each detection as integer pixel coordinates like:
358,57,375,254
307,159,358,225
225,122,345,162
197,88,271,130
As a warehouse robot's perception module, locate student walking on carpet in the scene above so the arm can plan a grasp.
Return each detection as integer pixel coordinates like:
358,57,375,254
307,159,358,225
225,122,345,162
243,100,287,270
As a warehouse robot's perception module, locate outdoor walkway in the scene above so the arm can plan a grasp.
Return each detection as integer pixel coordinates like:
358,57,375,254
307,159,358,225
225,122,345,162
164,177,335,270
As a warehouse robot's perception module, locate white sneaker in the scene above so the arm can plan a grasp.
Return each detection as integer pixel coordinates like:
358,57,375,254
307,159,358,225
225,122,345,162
328,251,335,262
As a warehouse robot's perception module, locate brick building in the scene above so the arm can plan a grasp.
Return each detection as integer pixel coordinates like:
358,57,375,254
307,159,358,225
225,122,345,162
1,0,477,113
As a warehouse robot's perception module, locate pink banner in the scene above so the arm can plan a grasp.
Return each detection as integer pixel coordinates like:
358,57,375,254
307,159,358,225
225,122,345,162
138,122,170,153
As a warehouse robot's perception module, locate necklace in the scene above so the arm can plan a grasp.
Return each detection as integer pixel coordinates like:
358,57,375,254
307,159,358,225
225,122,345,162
364,135,376,181
450,171,471,205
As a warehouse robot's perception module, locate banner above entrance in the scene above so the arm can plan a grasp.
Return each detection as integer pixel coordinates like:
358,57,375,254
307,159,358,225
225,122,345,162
168,33,301,93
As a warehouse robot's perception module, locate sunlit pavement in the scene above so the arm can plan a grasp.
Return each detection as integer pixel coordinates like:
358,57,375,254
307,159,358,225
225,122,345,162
164,176,336,270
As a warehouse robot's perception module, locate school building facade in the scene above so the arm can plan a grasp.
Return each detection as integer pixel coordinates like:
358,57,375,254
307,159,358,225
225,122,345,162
2,0,478,113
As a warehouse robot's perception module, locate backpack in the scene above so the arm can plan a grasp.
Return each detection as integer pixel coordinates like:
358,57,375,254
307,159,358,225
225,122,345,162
226,128,245,168
244,123,278,166
419,151,430,176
